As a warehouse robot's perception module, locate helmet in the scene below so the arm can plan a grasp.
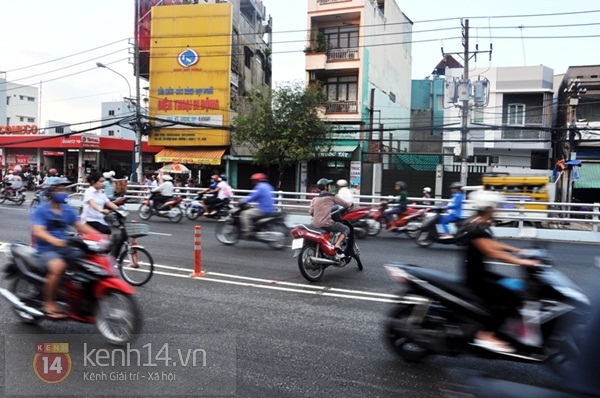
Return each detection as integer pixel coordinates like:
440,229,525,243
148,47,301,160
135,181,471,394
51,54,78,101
102,171,115,180
336,179,348,187
423,187,431,193
162,174,173,181
450,182,463,189
211,174,220,180
48,168,58,176
44,176,70,189
316,178,334,190
12,170,19,175
395,181,407,189
220,174,228,182
251,173,267,181
469,190,503,211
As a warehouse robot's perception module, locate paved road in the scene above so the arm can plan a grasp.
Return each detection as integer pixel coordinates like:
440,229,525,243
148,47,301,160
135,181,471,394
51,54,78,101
0,202,598,397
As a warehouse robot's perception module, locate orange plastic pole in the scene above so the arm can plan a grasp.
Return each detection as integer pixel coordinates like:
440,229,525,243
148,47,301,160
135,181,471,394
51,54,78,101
190,225,206,277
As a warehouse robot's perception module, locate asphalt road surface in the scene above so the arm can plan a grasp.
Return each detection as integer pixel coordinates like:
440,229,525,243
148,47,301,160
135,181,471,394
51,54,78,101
0,202,598,397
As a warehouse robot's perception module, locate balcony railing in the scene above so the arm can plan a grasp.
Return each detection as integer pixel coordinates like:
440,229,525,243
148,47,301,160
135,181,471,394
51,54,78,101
502,124,546,140
325,100,358,113
318,0,347,4
327,48,359,61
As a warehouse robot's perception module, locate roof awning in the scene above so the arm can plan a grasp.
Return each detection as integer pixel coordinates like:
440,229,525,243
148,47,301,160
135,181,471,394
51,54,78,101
573,164,600,189
318,140,359,158
155,147,225,165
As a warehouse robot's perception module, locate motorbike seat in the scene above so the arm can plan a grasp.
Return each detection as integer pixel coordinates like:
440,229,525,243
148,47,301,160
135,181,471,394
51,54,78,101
406,266,488,310
11,244,44,274
254,212,285,224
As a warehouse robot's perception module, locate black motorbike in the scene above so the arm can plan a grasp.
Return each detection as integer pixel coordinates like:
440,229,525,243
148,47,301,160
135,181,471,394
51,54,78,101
414,207,467,247
29,187,49,212
138,192,184,223
185,193,231,220
215,204,288,250
0,181,26,205
383,249,590,366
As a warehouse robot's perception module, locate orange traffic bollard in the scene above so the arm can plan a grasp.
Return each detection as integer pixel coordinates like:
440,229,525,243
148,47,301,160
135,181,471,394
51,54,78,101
190,225,206,277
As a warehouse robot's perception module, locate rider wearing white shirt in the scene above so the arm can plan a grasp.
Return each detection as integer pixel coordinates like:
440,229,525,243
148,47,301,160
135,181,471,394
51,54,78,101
81,171,119,234
8,171,23,196
151,174,174,210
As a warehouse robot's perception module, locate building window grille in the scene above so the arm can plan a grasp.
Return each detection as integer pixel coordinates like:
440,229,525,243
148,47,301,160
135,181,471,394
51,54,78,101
244,47,253,69
507,103,525,126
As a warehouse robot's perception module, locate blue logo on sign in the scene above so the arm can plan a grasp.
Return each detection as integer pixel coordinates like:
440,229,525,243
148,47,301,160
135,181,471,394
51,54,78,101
178,49,199,68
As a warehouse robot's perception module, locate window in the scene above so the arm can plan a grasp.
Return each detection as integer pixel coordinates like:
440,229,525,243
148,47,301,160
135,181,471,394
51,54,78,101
55,126,64,134
19,117,25,122
19,95,25,101
322,25,359,49
108,130,115,136
244,47,253,69
507,103,525,126
109,110,115,116
472,107,484,123
323,76,358,101
27,96,34,102
27,117,35,123
6,97,9,105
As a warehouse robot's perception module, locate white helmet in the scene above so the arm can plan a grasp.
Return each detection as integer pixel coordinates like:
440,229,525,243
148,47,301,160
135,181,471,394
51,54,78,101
423,187,431,193
336,179,348,187
469,190,503,211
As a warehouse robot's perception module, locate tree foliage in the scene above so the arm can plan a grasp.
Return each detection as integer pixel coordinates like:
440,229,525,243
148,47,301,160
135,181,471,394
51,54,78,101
233,81,331,189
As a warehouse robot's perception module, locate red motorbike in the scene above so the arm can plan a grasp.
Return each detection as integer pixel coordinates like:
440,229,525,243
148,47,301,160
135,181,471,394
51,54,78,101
0,233,142,345
369,202,430,238
341,205,376,239
138,192,184,223
291,212,363,282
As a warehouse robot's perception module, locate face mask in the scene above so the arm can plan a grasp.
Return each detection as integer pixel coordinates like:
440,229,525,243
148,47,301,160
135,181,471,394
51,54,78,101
51,192,69,203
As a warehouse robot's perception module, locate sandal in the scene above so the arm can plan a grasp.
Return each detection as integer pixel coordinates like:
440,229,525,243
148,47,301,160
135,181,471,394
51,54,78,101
45,310,68,320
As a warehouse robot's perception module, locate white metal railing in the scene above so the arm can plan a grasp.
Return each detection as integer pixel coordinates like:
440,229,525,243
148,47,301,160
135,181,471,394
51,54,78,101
325,100,358,113
327,48,359,61
318,0,347,4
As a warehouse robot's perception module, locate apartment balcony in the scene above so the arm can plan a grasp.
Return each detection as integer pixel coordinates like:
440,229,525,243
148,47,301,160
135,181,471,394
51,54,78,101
325,100,358,114
305,47,360,72
501,124,546,140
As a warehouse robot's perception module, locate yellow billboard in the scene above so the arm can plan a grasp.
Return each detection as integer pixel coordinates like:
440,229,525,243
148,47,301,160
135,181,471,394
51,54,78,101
149,4,232,146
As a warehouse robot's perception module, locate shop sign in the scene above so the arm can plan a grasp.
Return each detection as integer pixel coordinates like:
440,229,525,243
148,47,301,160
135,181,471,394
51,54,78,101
7,154,37,164
82,134,100,148
43,151,64,156
0,125,38,135
83,152,96,161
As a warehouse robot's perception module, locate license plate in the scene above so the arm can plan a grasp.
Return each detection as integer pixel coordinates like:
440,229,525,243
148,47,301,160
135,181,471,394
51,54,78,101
291,238,304,250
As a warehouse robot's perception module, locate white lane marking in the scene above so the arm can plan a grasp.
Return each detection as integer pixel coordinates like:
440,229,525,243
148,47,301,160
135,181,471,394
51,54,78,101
148,231,172,237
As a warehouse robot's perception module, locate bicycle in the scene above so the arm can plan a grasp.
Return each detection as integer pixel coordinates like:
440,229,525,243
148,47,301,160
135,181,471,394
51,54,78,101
110,210,155,286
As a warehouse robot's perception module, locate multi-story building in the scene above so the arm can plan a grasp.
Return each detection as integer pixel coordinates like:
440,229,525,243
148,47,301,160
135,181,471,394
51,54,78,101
145,0,273,188
304,0,412,194
554,65,600,203
443,65,555,181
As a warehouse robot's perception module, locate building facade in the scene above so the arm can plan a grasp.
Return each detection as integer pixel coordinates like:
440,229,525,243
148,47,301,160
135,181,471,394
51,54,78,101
305,0,412,195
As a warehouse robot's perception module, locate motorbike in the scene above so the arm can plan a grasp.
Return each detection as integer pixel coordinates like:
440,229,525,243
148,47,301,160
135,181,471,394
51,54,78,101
30,187,49,212
413,207,467,247
341,205,378,239
185,193,231,220
0,181,26,205
369,202,430,238
138,191,184,223
215,203,288,250
104,196,129,227
290,210,363,282
382,248,591,366
0,233,142,345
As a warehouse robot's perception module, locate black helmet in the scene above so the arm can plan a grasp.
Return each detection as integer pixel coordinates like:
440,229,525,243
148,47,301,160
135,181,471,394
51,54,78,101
395,181,407,189
450,181,463,189
316,178,333,190
220,173,228,181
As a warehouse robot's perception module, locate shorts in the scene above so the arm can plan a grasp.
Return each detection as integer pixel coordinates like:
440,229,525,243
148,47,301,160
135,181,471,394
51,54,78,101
326,221,350,237
37,246,84,273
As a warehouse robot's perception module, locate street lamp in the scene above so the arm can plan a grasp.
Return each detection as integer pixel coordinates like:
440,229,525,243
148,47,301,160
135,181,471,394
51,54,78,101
96,61,143,183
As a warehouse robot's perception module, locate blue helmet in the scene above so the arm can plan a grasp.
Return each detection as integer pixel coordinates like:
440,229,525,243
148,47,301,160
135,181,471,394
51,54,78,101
44,177,70,189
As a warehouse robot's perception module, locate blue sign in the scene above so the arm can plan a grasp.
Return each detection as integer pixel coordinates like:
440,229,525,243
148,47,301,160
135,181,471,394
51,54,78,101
178,49,199,68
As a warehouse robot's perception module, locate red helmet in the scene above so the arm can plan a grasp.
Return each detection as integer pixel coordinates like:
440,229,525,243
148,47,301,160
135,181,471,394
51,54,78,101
211,174,220,180
49,168,57,175
251,173,267,181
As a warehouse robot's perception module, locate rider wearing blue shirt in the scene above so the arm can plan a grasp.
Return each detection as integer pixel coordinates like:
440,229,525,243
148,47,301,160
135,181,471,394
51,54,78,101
238,173,275,237
439,182,464,238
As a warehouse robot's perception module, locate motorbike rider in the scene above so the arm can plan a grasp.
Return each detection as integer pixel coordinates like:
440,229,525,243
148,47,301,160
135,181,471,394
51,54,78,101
151,174,174,210
237,173,275,238
422,187,432,206
462,190,539,353
382,181,408,232
7,169,23,197
201,174,232,215
102,171,116,199
81,171,120,235
438,181,464,239
309,178,353,256
335,179,354,204
31,176,99,319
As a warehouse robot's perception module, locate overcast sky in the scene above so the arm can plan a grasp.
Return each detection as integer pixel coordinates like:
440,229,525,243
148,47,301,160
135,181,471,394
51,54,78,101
1,0,598,126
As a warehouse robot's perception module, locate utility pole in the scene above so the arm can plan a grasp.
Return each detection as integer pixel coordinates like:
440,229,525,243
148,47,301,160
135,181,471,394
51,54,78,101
134,0,143,184
460,19,469,186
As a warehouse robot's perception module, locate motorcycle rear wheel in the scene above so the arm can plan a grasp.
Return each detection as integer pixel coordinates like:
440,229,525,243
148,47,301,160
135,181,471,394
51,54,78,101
353,243,363,270
215,220,240,245
168,207,183,223
138,204,152,220
10,276,42,325
415,230,434,247
95,290,142,345
385,304,432,362
366,219,382,236
298,245,324,282
186,205,202,220
17,195,25,205
266,223,288,250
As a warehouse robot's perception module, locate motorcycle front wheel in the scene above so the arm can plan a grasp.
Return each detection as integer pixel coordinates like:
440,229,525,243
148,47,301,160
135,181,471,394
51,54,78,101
186,205,202,220
353,242,363,271
10,276,43,324
215,220,240,245
95,290,142,345
266,223,288,250
385,304,432,362
138,204,152,220
415,230,434,247
118,246,155,286
298,244,324,282
366,219,382,236
168,207,183,223
17,194,25,205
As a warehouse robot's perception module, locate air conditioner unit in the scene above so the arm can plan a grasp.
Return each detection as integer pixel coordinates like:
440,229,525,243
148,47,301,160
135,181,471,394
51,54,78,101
348,53,356,59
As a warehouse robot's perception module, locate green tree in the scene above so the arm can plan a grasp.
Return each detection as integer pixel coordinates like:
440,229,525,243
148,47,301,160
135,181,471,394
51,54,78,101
233,82,331,190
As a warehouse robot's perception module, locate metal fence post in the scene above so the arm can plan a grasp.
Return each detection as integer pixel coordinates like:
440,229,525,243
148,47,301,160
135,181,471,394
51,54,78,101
593,203,599,233
518,200,525,230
